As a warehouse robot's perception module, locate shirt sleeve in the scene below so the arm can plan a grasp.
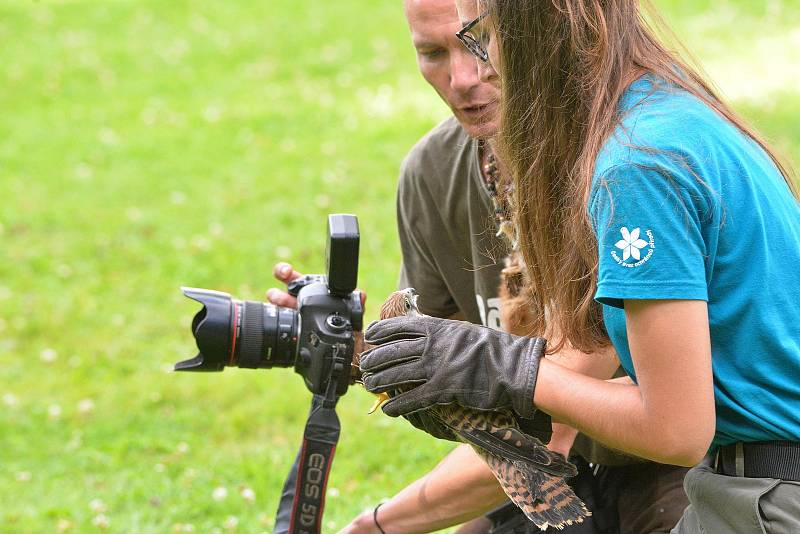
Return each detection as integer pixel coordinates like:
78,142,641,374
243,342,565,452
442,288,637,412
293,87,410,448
396,160,460,317
589,161,712,309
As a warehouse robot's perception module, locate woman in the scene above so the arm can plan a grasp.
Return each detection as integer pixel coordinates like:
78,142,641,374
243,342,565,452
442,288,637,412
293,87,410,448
360,1,800,532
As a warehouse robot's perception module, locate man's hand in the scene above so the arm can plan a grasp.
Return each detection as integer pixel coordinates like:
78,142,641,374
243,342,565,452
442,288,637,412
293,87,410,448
266,262,304,308
336,444,506,533
547,423,579,458
267,261,368,310
267,261,368,356
336,509,382,533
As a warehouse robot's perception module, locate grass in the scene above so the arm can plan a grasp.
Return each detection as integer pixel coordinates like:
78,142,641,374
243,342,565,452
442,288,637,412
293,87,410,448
0,0,798,532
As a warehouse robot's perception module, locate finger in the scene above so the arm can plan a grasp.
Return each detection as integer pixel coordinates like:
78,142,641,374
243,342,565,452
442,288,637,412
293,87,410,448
272,262,303,283
359,338,426,372
364,318,426,345
351,290,367,329
382,388,458,418
355,289,367,311
364,316,430,344
364,329,425,346
362,361,427,393
265,288,298,308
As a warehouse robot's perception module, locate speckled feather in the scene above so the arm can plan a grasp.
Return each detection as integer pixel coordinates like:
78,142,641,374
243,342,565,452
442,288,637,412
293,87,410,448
366,289,591,530
432,404,589,530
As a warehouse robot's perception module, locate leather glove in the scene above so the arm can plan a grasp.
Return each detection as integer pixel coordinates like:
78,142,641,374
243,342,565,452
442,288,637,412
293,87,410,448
360,316,546,418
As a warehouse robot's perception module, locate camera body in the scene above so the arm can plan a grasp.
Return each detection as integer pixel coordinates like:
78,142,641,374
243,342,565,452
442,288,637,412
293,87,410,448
287,273,362,396
176,214,362,397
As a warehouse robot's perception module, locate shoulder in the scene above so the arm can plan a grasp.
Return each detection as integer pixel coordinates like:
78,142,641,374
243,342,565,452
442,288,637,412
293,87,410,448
399,116,475,193
591,80,735,209
597,79,739,177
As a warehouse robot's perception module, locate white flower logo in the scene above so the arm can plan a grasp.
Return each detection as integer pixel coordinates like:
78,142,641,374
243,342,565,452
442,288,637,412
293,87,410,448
615,227,649,261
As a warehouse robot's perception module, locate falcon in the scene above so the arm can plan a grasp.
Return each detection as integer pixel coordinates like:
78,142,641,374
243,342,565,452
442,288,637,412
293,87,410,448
354,288,590,531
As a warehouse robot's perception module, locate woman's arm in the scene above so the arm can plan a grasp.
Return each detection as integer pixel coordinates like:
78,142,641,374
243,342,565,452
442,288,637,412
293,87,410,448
534,299,715,466
544,340,620,456
337,444,506,533
361,300,715,467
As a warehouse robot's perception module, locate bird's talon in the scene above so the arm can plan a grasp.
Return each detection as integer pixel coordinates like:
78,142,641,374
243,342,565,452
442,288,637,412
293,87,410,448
368,393,390,414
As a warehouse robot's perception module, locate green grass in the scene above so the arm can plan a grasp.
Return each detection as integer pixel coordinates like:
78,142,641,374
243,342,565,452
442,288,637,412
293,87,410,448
0,0,798,532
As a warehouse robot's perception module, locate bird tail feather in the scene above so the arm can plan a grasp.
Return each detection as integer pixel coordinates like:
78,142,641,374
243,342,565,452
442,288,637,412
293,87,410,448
482,452,590,531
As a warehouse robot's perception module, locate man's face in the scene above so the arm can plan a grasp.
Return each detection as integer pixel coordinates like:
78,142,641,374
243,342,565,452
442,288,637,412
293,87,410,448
454,0,501,84
405,0,500,139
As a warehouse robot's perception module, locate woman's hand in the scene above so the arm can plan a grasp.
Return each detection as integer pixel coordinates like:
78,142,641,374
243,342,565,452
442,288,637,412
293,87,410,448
361,316,546,418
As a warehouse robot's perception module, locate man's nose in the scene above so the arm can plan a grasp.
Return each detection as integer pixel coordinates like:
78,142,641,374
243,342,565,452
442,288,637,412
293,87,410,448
450,49,481,93
477,56,498,84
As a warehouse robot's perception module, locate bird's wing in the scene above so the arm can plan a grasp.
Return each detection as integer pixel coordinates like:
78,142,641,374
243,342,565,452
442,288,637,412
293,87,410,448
432,404,576,478
428,405,589,529
479,449,590,531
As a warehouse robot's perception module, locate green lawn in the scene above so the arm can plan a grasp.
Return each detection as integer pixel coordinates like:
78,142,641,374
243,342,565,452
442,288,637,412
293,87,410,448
1,1,798,532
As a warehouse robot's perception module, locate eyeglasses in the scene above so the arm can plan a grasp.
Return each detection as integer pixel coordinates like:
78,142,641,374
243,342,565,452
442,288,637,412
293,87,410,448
456,11,490,62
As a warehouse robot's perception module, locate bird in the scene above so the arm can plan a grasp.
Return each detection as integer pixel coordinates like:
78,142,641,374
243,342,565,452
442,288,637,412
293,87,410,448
355,288,591,531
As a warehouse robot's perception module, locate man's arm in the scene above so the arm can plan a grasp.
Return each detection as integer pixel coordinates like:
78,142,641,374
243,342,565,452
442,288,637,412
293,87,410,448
267,264,498,533
338,309,507,534
338,444,506,534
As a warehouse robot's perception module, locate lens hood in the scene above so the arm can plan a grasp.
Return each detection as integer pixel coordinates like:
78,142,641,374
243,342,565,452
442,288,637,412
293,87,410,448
176,287,234,371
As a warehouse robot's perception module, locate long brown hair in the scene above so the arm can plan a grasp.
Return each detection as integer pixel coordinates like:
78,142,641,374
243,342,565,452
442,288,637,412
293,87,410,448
485,0,797,353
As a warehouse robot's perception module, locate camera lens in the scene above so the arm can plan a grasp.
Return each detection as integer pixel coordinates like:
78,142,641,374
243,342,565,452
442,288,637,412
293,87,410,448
176,288,299,372
237,300,298,368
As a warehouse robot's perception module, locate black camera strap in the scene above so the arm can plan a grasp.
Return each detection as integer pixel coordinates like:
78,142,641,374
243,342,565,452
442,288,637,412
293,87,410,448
287,398,341,533
274,395,341,534
275,344,348,534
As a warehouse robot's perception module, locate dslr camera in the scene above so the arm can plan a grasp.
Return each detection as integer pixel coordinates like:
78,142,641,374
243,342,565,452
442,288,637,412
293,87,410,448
175,214,363,398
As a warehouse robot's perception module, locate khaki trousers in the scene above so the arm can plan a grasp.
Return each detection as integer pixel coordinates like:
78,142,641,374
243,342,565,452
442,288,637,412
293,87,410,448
671,455,800,534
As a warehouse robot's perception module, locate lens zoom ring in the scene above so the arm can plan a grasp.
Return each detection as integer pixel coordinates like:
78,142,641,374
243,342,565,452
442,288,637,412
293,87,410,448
239,301,264,368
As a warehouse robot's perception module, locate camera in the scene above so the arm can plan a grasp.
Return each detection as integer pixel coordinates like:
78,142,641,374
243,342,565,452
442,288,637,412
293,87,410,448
175,214,363,397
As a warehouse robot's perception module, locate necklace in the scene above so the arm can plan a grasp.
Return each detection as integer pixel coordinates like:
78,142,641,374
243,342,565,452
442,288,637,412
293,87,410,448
480,144,516,245
480,143,527,298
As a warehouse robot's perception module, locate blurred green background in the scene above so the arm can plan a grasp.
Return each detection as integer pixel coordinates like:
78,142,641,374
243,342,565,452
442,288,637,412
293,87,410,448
0,0,797,532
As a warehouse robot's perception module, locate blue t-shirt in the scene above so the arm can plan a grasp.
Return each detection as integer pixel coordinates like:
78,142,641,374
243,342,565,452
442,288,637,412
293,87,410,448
589,76,800,448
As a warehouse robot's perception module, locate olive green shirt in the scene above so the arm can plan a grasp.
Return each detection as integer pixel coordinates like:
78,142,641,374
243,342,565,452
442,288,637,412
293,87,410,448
397,116,506,327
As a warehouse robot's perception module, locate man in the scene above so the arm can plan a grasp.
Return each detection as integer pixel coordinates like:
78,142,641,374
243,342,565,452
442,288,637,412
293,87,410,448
268,1,689,532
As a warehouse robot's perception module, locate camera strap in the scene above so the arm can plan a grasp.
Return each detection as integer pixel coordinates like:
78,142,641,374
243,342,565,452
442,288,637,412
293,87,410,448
286,396,341,534
277,341,349,534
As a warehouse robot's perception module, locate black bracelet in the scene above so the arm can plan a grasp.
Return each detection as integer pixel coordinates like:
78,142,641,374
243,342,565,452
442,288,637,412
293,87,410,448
373,502,387,534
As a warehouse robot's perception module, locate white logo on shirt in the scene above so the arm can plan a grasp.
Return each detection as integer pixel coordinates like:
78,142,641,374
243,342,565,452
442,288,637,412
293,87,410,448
612,226,655,268
476,295,503,330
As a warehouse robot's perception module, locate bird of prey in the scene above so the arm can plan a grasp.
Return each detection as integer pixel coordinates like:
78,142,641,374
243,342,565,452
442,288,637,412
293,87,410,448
355,288,590,531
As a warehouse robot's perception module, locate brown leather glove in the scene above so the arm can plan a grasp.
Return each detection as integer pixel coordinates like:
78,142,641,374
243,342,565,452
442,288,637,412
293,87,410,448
360,316,546,418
